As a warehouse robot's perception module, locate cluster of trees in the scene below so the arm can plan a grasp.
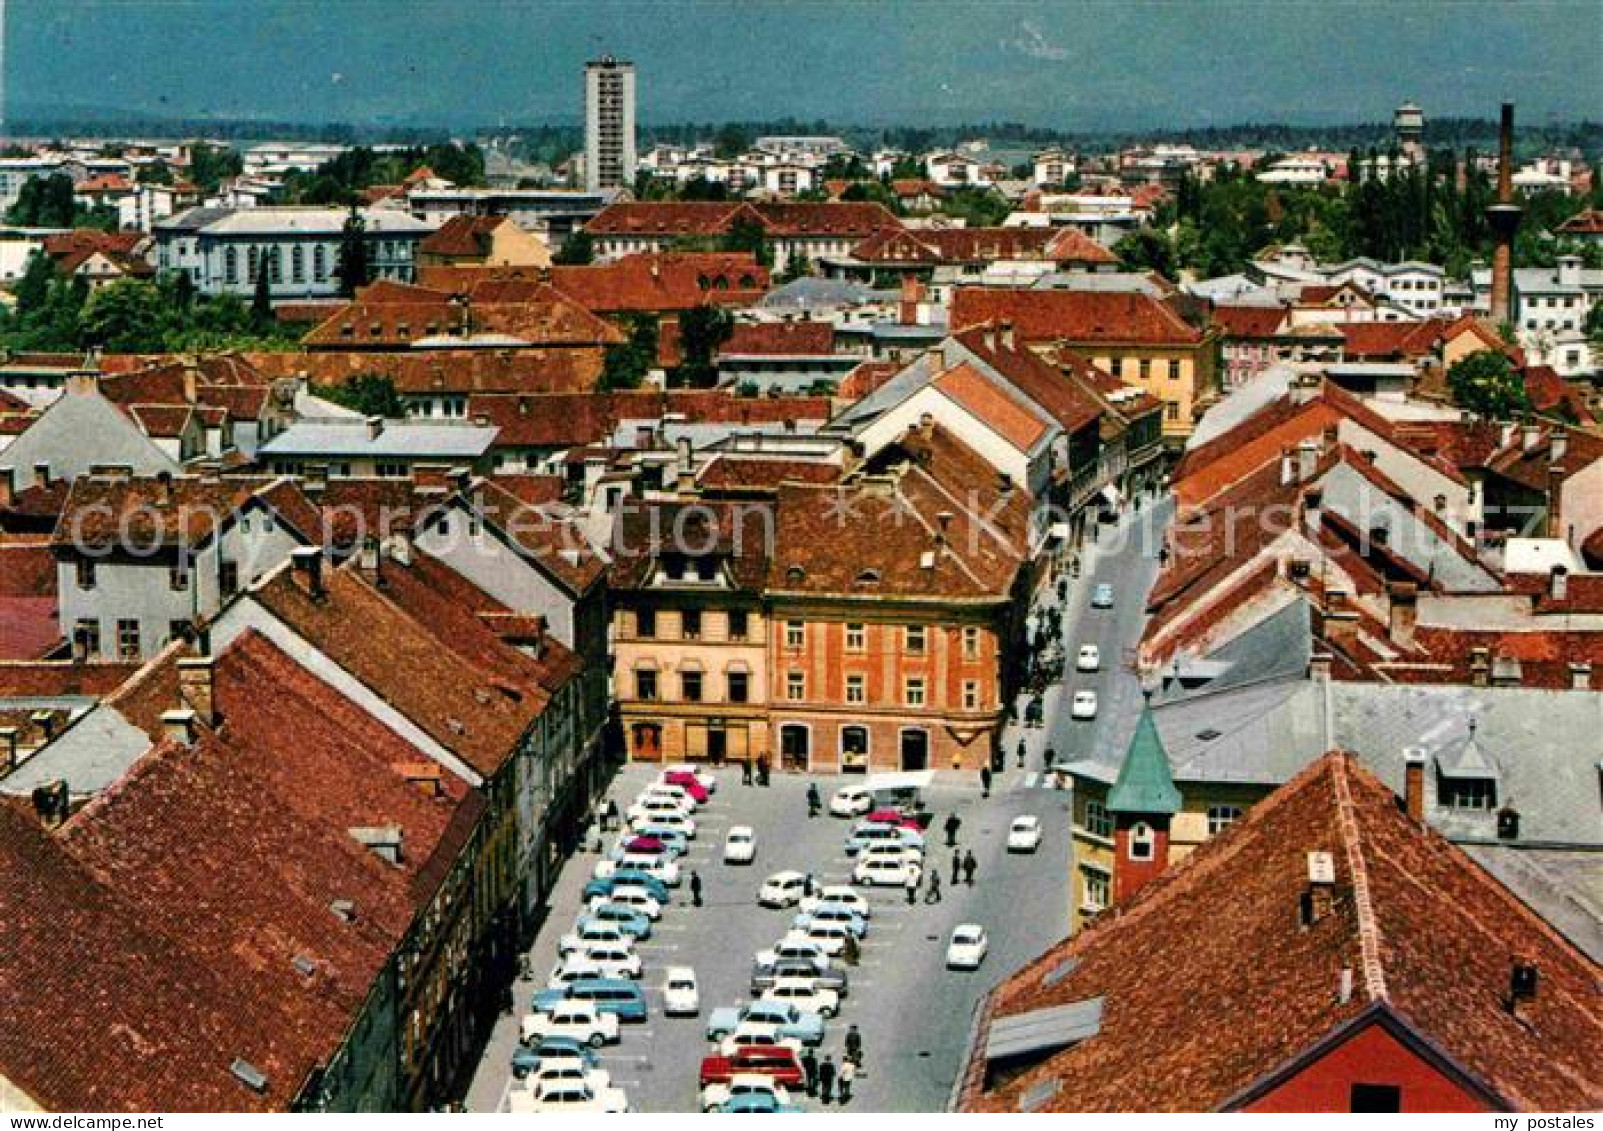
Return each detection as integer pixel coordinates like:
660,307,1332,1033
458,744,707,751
310,373,405,417
5,174,118,230
0,253,299,353
1115,157,1603,283
277,142,486,206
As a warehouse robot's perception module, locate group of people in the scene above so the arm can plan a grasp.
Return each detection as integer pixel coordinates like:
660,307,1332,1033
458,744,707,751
800,1025,865,1105
740,757,772,787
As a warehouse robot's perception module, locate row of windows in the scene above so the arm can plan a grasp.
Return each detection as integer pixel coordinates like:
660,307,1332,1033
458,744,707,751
1120,357,1184,382
1081,800,1242,841
632,665,986,709
632,612,985,659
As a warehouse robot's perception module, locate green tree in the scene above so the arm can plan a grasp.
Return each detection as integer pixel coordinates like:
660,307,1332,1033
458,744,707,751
723,217,772,267
778,250,813,283
1447,350,1529,420
599,314,659,391
11,250,56,318
1114,228,1178,280
78,279,174,352
713,124,751,160
673,305,733,388
7,174,77,227
137,161,174,185
312,374,405,417
189,143,243,194
334,206,371,296
554,229,595,265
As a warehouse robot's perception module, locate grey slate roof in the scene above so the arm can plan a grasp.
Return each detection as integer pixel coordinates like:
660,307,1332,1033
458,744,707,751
0,388,179,487
984,997,1104,1062
0,704,153,799
1318,461,1498,592
258,419,498,459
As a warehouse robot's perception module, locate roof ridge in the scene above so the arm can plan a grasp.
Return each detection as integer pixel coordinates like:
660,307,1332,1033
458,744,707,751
1331,752,1388,1002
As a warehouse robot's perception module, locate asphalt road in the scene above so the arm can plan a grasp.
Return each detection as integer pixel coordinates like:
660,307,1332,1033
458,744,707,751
462,496,1170,1114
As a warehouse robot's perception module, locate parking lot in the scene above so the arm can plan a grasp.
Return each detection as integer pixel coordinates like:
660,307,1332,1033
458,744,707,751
465,761,1074,1112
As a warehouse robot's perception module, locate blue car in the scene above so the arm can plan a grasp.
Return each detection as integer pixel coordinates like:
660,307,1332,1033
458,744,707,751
844,823,924,857
584,871,671,905
791,903,868,938
533,978,649,1023
579,903,652,940
510,1036,602,1079
705,999,826,1046
720,1092,802,1113
631,826,691,854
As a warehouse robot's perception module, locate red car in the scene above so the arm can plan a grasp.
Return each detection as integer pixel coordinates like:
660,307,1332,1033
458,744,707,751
662,772,711,804
865,808,924,831
699,1047,804,1089
622,835,669,854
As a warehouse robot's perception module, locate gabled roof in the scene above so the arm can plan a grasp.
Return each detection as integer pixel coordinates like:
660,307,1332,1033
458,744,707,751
546,252,770,313
962,751,1603,1112
1106,701,1182,814
301,281,623,349
934,363,1050,453
951,288,1203,345
417,213,514,258
1210,304,1288,339
51,474,321,553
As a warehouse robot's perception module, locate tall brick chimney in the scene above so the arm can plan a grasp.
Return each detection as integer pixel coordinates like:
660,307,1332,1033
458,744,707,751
1487,102,1523,326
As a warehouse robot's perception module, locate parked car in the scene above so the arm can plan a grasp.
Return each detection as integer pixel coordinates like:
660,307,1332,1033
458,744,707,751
1091,583,1115,609
548,950,641,988
946,923,989,970
583,871,671,905
864,807,924,831
707,999,825,1046
750,955,850,999
509,1035,602,1080
1007,815,1043,853
627,794,694,826
510,1078,629,1113
791,902,868,938
533,977,649,1024
785,920,854,956
662,966,700,1016
854,855,922,888
1071,690,1099,719
1076,644,1101,671
627,807,696,839
717,1022,803,1059
659,770,711,804
710,1076,801,1113
592,852,681,886
761,976,840,1019
638,781,700,812
576,902,652,941
699,1049,805,1110
754,936,833,972
622,827,689,856
587,885,662,920
757,870,809,908
829,783,873,818
524,1060,613,1094
663,763,718,794
858,843,924,872
521,1000,619,1048
844,822,924,856
558,920,633,956
723,825,757,865
798,886,871,920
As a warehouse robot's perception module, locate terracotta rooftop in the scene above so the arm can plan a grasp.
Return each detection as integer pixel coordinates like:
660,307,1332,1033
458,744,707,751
1211,304,1288,339
585,200,903,239
547,252,771,313
934,362,1050,453
301,281,623,349
960,751,1603,1113
720,320,834,356
417,213,514,259
951,287,1203,345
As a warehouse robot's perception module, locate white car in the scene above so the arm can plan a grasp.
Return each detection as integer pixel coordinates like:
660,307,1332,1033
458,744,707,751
718,1020,804,1058
724,825,757,865
521,1000,619,1048
627,807,696,839
859,842,923,870
1076,644,1101,672
510,1079,629,1113
550,947,640,983
1007,815,1043,853
757,870,810,908
762,976,840,1018
854,855,922,888
1071,690,1099,719
755,937,831,971
663,763,718,793
799,886,871,920
946,923,989,970
526,1061,613,1093
627,794,694,825
703,1074,794,1115
589,886,662,920
558,921,633,956
829,784,873,817
662,965,700,1016
638,782,700,811
786,922,852,957
594,852,682,886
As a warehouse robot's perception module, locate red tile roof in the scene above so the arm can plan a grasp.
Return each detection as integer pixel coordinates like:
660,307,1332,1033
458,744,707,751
960,751,1603,1112
955,325,1104,434
951,287,1203,345
0,539,57,659
52,475,320,552
418,213,513,259
301,282,623,349
696,455,840,494
935,362,1050,452
850,226,1116,266
1556,208,1603,236
585,200,902,239
720,320,834,356
1338,318,1450,360
256,347,604,396
547,253,771,313
1210,304,1288,338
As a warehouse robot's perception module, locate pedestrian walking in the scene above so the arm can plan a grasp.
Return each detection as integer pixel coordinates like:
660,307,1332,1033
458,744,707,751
904,870,918,905
801,1047,818,1096
925,870,942,904
943,812,961,847
963,849,978,886
689,870,703,907
807,782,821,818
980,766,992,798
757,756,771,787
838,1058,856,1104
603,799,619,831
804,872,816,898
818,1056,837,1105
844,1023,863,1068
741,758,753,785
843,931,860,966
1016,738,1027,769
951,850,961,885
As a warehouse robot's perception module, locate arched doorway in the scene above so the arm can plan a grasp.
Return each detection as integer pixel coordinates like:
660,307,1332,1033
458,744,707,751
841,725,869,774
780,724,810,771
631,722,663,761
899,728,929,771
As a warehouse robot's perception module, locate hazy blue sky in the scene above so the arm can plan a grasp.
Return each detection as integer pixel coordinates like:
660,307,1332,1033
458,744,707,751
7,0,1601,129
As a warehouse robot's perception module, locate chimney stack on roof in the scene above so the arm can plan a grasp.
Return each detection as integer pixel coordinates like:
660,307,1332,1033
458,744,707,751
1403,747,1427,823
365,415,384,441
162,708,198,747
290,546,324,597
1487,102,1523,325
1548,564,1569,602
0,727,17,772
